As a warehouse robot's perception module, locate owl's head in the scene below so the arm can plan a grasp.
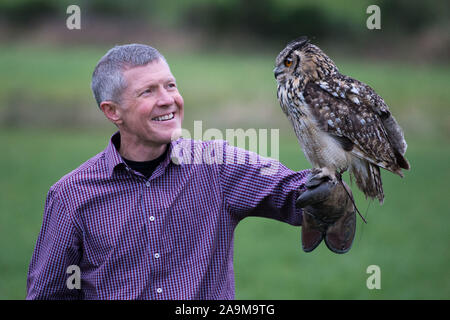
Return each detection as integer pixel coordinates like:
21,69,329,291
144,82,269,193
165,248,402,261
274,36,338,85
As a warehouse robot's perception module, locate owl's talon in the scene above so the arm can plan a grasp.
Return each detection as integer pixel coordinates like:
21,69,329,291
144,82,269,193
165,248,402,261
306,167,337,188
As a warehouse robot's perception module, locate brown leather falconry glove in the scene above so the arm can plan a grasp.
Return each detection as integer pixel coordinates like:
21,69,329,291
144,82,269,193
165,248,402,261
296,168,356,254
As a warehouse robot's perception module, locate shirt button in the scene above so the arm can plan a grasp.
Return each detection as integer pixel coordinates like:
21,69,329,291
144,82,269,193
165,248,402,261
146,181,151,187
156,288,162,294
154,253,160,259
149,216,155,221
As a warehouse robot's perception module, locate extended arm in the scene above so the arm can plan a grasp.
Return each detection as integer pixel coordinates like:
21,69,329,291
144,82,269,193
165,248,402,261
218,142,309,225
218,142,356,254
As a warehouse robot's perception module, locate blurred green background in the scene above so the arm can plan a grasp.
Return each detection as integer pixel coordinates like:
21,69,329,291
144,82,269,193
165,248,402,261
0,0,449,299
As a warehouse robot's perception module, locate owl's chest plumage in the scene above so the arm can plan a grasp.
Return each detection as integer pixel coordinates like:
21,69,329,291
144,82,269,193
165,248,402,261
277,82,350,171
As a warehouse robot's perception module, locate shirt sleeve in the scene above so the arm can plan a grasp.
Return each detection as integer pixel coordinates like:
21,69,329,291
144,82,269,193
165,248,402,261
218,141,310,225
26,185,83,300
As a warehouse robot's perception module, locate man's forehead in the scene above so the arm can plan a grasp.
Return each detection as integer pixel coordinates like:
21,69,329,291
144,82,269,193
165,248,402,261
123,59,174,85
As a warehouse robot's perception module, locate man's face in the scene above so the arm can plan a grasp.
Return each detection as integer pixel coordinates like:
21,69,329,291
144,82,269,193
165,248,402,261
116,58,184,147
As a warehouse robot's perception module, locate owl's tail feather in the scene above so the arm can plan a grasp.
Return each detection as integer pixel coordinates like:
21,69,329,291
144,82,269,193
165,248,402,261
350,158,384,204
392,149,410,177
368,164,384,204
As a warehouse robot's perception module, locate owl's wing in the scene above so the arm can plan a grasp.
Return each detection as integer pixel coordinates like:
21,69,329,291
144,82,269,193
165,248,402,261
303,81,406,175
316,75,408,158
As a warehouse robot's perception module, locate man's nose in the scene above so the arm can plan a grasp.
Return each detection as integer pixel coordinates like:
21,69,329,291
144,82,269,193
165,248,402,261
156,88,175,107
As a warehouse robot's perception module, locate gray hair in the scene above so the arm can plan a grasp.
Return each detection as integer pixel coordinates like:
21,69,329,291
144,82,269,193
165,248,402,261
91,44,166,108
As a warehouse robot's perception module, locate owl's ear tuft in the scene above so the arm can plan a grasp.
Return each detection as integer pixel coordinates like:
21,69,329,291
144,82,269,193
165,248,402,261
288,36,310,50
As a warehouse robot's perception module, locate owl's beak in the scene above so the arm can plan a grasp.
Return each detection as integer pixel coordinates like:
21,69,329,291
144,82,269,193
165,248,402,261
273,66,283,79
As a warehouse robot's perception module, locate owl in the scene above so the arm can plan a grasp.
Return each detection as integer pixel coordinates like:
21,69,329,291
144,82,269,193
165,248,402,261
274,36,410,204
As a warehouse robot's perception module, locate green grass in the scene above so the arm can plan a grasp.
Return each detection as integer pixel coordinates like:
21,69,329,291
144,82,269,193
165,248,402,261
0,45,449,299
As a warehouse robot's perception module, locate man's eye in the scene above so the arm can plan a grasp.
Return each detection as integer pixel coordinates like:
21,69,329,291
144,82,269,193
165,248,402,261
168,83,176,89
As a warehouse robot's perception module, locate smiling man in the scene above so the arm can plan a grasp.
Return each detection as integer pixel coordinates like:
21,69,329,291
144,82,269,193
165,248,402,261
26,44,356,300
100,55,184,162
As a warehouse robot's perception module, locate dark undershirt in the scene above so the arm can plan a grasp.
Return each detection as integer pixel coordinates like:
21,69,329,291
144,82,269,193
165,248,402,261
122,146,169,179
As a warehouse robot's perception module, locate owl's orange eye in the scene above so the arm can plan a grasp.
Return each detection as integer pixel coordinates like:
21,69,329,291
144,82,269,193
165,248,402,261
284,58,293,67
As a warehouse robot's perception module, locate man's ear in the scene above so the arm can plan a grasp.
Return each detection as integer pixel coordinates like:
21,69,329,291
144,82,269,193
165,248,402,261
100,101,123,125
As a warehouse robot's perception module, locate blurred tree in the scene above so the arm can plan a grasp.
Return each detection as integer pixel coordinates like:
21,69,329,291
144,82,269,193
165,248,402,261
0,0,448,49
0,0,58,26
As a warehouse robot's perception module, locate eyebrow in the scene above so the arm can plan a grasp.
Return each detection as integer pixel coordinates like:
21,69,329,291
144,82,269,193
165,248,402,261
135,77,177,96
136,77,177,93
135,84,156,96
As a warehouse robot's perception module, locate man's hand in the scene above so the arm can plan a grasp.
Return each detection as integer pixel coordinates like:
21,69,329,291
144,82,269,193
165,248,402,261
296,168,356,254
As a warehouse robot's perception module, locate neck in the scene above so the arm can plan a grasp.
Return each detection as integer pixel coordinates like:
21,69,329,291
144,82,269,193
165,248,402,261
118,132,167,162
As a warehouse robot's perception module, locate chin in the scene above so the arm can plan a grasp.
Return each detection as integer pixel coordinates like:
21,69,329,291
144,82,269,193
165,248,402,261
158,128,182,144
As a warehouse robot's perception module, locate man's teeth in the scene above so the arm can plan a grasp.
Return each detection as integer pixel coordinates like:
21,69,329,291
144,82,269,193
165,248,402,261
153,113,174,121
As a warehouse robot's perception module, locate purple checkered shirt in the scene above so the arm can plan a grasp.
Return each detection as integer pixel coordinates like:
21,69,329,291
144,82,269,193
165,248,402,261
27,132,309,300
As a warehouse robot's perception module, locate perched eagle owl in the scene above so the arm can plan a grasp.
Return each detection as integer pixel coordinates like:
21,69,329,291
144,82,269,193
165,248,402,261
274,37,410,203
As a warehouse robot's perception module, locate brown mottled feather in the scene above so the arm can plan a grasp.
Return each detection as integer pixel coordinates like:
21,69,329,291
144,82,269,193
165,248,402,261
303,82,403,176
316,74,410,171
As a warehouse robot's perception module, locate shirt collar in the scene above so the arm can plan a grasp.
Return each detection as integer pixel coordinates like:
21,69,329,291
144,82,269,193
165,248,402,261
105,131,126,177
104,131,182,178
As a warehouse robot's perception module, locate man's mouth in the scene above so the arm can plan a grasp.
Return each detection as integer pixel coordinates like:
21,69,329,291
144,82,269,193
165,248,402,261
152,112,175,121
